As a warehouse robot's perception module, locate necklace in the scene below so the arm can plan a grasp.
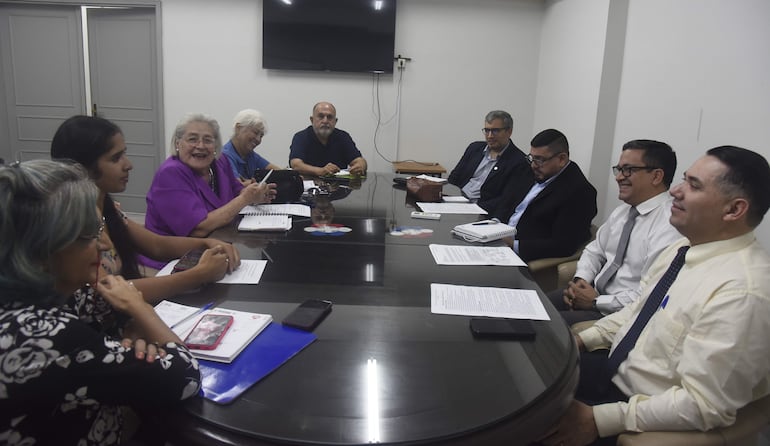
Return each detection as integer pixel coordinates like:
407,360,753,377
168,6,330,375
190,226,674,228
208,166,218,194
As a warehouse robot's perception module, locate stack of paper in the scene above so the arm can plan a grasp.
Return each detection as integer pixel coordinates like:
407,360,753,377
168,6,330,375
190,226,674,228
154,301,273,363
452,219,516,243
238,214,291,231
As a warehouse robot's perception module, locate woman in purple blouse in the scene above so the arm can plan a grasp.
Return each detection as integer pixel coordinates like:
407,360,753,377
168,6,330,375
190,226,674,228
145,113,276,245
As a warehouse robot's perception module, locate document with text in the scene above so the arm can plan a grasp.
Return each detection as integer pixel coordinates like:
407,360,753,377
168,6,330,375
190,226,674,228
157,259,268,284
430,283,550,320
428,244,526,266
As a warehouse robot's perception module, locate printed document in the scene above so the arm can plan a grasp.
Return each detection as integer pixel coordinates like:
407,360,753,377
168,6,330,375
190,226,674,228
156,259,268,284
428,244,526,266
430,283,550,320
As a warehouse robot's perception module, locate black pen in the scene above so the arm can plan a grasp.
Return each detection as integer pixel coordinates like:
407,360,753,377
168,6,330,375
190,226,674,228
472,220,495,225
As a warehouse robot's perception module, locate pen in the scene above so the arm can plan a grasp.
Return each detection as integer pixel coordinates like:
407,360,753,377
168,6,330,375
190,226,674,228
171,302,215,329
259,169,274,185
472,220,495,225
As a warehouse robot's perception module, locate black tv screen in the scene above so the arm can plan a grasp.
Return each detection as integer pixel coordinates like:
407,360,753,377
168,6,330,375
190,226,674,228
262,0,397,74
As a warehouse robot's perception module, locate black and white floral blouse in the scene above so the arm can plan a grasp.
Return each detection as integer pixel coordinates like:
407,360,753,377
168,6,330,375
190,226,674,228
0,300,201,445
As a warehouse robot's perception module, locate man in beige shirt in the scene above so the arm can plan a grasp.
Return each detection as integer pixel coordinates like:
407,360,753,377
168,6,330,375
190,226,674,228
541,146,770,446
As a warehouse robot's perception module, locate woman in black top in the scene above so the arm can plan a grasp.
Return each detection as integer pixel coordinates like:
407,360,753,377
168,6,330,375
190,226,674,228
0,160,200,445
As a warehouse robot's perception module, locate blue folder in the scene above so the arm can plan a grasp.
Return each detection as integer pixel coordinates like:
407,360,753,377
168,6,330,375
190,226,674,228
198,323,317,404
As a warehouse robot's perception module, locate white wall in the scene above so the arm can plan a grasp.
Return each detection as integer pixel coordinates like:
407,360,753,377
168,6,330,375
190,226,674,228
533,0,610,172
608,0,770,247
160,0,545,175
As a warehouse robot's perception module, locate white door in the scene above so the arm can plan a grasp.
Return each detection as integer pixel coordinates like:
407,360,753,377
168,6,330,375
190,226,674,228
87,7,161,212
0,4,85,162
0,3,162,213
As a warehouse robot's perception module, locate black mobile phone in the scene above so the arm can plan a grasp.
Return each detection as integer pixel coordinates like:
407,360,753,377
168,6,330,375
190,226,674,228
172,248,205,274
282,299,333,331
469,318,536,340
184,314,234,350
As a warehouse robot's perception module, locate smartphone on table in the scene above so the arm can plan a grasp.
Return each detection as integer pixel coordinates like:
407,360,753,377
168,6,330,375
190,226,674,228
172,248,205,274
184,314,234,350
469,318,536,340
282,299,333,331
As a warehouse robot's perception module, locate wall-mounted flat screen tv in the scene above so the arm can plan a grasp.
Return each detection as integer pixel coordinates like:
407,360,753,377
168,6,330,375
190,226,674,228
262,0,397,74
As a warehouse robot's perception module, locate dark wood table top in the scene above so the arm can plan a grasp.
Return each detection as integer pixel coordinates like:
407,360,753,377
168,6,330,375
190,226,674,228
159,173,577,446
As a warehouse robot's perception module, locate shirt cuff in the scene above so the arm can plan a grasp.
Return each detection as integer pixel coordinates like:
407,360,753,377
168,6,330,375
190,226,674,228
513,240,519,253
577,327,605,351
593,403,627,437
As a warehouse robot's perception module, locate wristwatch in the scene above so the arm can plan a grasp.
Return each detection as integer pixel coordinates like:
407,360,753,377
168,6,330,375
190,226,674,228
592,299,599,312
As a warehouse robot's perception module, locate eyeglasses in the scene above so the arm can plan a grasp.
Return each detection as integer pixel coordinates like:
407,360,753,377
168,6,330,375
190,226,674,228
78,218,105,242
612,165,658,177
183,135,216,146
481,127,510,136
526,153,560,166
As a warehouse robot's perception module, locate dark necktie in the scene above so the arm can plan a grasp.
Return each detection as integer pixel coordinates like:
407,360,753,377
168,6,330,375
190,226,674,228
594,206,640,293
604,245,690,378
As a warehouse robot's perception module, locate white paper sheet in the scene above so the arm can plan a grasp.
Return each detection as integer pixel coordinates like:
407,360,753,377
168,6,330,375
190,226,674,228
430,283,550,320
442,195,470,203
416,202,487,214
428,244,526,266
156,259,268,284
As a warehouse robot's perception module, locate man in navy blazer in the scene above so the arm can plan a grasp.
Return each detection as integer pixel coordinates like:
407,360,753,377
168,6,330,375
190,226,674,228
447,111,531,215
494,129,597,262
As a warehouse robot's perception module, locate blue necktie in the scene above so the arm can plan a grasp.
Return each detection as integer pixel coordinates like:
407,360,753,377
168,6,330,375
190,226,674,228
604,245,690,378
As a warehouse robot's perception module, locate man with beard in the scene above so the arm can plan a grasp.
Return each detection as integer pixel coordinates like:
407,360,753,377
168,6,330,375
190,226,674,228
493,128,597,262
447,110,531,215
289,102,367,177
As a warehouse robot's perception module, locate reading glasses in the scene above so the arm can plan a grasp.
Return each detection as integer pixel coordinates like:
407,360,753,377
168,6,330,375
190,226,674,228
184,135,216,146
481,127,510,136
526,153,560,166
612,165,658,177
78,217,106,242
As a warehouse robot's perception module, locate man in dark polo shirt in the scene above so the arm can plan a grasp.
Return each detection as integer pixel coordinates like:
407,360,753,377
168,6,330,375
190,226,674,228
289,102,367,177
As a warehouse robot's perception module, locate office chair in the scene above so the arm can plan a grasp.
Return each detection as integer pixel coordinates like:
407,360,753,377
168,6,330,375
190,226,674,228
528,225,598,292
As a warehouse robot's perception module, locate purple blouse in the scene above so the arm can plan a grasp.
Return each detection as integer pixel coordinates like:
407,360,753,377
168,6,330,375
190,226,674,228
141,156,242,268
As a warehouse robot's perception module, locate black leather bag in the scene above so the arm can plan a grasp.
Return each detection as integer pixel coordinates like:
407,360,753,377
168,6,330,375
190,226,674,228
254,169,304,203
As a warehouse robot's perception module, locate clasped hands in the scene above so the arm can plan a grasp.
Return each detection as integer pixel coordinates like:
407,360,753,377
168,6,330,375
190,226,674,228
563,278,599,310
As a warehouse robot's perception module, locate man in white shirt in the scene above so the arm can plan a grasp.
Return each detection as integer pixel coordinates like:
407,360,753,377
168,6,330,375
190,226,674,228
549,140,681,325
541,146,770,446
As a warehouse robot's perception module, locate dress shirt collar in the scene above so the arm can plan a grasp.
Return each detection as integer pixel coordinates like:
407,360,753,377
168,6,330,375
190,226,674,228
634,191,671,216
684,231,756,267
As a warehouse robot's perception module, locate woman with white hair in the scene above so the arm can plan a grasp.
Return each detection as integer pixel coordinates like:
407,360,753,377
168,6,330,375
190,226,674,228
222,108,282,185
143,114,276,256
0,159,200,445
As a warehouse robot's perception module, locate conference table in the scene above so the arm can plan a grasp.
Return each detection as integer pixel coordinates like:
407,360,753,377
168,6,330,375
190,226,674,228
159,173,579,446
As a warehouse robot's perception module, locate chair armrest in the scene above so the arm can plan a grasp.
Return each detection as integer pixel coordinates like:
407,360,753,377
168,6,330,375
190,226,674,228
528,254,581,272
557,260,579,290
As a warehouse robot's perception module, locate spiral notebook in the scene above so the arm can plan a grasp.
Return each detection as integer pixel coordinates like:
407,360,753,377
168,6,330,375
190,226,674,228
239,204,311,217
452,220,516,243
238,214,292,232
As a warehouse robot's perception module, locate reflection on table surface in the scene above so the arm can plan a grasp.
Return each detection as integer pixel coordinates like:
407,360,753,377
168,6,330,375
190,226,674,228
163,173,578,446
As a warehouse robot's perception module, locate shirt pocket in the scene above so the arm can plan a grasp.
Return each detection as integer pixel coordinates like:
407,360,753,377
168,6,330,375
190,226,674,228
640,309,686,368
